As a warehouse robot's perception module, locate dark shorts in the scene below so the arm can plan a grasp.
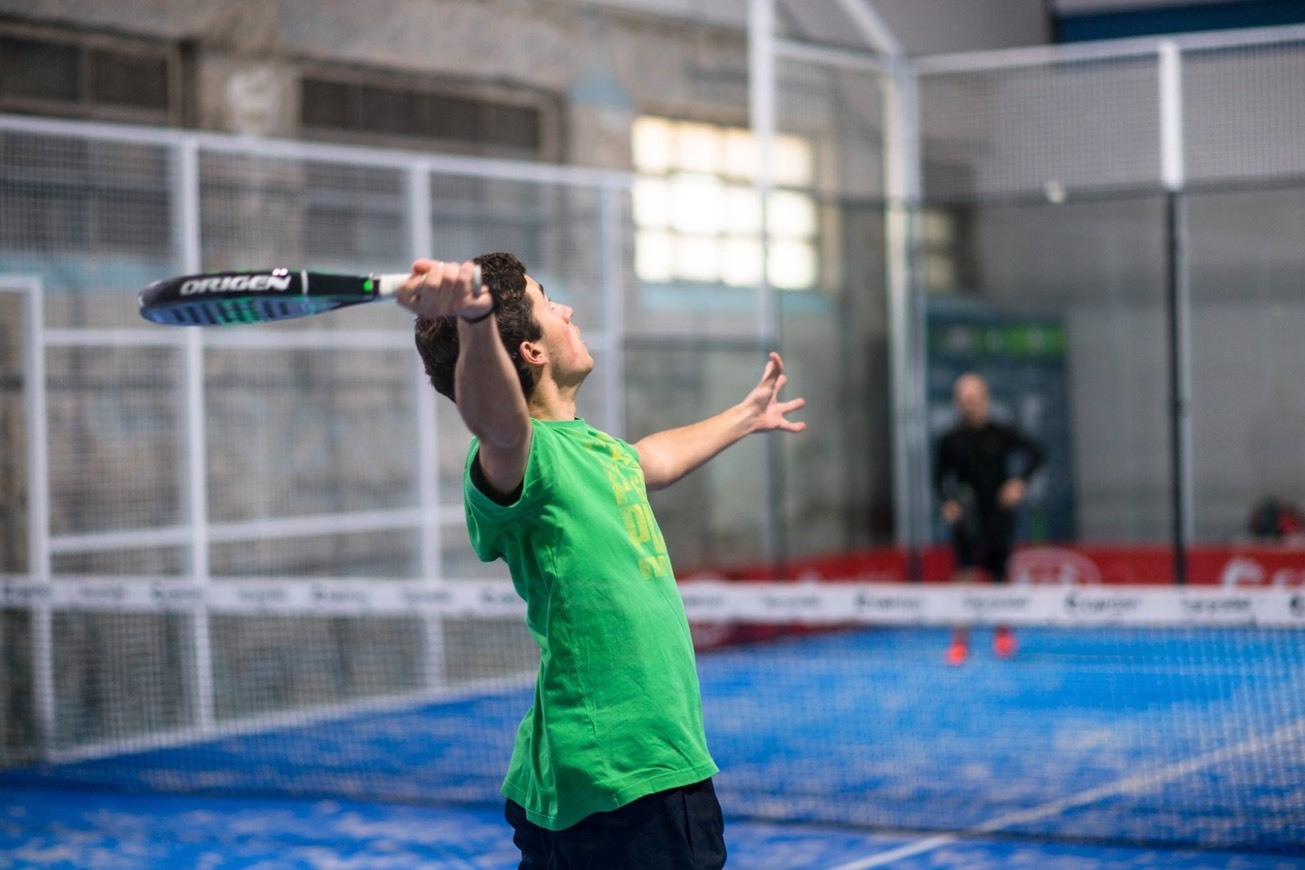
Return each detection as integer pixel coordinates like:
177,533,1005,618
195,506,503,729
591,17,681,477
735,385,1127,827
953,508,1015,582
954,535,1012,581
505,778,727,870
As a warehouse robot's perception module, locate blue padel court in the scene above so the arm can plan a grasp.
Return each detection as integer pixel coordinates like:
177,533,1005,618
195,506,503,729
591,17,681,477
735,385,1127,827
4,624,1303,867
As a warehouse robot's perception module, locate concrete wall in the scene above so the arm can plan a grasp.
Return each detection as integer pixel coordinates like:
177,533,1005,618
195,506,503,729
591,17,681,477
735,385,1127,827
0,0,752,162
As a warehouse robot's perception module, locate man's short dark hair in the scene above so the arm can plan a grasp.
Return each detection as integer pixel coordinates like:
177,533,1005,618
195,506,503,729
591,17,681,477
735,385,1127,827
413,252,540,402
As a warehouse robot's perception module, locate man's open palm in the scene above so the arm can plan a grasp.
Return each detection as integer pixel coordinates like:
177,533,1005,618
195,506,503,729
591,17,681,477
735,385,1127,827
745,352,807,433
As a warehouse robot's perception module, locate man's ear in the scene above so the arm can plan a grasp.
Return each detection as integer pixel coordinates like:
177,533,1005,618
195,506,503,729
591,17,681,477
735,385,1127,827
519,339,546,368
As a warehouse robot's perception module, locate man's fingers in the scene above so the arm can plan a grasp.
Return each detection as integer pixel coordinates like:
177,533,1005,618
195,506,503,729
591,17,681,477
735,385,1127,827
397,259,485,317
423,260,454,289
460,261,483,296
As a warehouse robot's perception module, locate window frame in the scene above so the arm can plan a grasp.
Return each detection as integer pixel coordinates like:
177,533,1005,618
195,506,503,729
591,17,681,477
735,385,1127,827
631,114,821,292
0,21,186,126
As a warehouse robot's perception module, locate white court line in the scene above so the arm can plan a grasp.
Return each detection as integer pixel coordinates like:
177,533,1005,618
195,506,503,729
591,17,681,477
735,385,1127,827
830,834,961,869
830,715,1305,870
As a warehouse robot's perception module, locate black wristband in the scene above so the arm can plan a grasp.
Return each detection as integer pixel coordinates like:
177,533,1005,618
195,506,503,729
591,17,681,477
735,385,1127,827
459,299,497,324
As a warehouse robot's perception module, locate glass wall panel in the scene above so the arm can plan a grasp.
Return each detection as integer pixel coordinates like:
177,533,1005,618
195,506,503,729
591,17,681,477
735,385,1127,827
1187,184,1305,546
924,196,1173,579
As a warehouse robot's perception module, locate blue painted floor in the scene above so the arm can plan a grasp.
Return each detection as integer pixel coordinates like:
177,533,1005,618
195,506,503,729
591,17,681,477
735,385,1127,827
2,785,1302,869
4,625,1304,866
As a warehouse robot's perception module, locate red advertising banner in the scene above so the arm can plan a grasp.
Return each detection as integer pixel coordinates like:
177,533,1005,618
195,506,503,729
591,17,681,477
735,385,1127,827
681,544,1305,588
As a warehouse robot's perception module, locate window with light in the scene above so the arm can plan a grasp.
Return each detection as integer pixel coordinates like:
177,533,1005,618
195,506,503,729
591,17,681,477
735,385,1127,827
631,117,818,291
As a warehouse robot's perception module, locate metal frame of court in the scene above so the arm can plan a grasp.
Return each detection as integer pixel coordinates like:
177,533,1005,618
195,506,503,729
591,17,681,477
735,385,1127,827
0,129,632,758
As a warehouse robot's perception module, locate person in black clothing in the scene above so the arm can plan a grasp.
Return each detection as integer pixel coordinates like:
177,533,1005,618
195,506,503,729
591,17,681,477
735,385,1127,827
933,372,1044,666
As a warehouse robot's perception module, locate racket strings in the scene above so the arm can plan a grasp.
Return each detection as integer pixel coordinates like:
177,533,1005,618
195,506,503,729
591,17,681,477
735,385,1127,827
144,297,342,326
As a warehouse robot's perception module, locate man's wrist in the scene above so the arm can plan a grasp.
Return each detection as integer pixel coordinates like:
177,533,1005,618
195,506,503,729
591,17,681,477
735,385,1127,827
459,300,497,324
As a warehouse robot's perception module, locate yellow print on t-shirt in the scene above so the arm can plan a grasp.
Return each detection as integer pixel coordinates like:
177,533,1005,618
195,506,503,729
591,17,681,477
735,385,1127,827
589,431,672,580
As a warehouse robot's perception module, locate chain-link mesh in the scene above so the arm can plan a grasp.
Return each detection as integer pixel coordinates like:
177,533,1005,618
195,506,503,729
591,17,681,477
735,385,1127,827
917,37,1305,557
778,57,886,201
1184,38,1305,186
0,130,174,329
920,55,1161,202
1187,182,1305,542
4,21,1305,857
0,121,622,776
199,154,409,332
777,56,892,557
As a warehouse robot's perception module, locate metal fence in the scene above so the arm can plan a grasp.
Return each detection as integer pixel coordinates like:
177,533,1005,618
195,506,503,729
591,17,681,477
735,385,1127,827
0,117,629,757
911,26,1305,570
3,17,1305,763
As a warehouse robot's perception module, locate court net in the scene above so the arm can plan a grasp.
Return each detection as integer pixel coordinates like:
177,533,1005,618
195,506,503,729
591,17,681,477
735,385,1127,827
2,575,1303,854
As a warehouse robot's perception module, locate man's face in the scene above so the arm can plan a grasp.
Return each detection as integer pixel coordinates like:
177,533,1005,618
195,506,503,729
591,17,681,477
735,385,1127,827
523,277,594,386
954,376,989,428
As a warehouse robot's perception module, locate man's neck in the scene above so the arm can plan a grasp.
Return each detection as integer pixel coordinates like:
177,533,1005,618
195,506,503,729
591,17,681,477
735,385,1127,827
528,383,579,422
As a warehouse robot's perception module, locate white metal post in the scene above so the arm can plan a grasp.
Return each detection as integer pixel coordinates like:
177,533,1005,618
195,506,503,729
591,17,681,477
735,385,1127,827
600,187,627,438
1160,42,1186,196
773,8,897,562
884,60,924,556
817,2,920,557
750,0,778,352
749,0,785,570
838,0,904,57
408,163,447,687
19,278,55,757
1160,41,1195,573
173,137,215,729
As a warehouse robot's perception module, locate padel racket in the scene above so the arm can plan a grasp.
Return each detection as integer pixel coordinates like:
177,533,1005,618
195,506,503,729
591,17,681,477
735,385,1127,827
139,266,482,326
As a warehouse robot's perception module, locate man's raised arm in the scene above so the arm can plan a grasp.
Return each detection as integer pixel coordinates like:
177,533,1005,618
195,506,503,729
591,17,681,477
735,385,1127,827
634,352,805,491
398,259,531,497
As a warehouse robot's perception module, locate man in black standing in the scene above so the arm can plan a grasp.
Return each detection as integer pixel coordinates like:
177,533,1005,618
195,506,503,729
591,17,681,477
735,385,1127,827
933,372,1044,666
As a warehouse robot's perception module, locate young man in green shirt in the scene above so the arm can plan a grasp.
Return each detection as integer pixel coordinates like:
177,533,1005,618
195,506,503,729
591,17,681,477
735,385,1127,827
399,252,805,868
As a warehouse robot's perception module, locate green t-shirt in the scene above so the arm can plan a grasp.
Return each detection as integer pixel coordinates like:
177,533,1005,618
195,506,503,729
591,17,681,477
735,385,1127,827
464,418,718,831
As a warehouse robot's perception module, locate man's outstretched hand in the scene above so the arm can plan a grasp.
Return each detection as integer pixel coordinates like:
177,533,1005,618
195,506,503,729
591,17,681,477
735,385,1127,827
743,352,806,434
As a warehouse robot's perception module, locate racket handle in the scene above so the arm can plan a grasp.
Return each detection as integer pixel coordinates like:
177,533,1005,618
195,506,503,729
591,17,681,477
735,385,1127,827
375,266,485,299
